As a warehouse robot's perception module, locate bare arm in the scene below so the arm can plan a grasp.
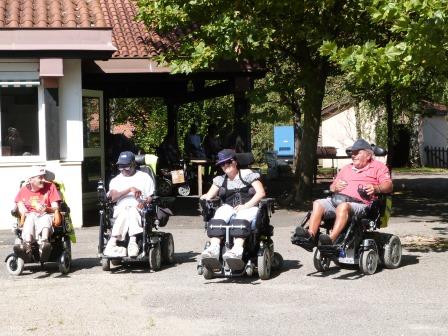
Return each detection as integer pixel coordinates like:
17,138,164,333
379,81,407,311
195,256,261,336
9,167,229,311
200,184,220,200
365,180,393,196
109,187,141,203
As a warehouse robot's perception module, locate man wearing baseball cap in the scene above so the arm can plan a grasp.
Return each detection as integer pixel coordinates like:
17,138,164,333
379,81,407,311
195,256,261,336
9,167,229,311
14,166,61,260
295,139,393,246
103,151,155,257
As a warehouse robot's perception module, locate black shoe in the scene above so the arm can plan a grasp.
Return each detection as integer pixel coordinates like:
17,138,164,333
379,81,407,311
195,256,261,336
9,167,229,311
294,226,312,239
318,234,333,246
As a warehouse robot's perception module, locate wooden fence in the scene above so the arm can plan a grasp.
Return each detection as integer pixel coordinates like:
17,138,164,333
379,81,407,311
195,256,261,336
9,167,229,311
424,146,448,168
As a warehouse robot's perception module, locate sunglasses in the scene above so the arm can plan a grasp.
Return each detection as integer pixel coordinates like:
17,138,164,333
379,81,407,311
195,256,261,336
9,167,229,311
219,159,233,167
118,166,132,172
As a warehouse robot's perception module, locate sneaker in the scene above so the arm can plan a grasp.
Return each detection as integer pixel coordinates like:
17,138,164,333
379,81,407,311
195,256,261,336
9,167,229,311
39,241,52,262
318,234,333,246
201,244,220,260
223,246,243,260
127,241,139,257
103,241,127,257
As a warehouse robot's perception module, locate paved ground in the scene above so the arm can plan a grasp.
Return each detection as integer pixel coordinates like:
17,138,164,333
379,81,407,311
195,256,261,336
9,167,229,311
0,174,447,336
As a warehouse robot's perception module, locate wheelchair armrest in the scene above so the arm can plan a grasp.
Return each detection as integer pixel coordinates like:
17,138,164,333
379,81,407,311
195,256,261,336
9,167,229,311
199,197,221,221
259,198,275,214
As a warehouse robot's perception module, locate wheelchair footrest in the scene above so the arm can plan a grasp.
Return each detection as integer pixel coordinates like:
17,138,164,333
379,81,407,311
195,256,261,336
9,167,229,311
201,257,221,271
290,235,315,252
318,245,339,259
225,257,245,271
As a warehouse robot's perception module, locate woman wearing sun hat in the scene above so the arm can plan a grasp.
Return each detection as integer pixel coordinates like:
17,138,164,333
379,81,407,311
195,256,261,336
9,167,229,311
200,148,266,262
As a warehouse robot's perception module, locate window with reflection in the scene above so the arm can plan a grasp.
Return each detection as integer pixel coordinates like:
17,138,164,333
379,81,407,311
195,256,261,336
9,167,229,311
1,87,39,156
82,97,101,148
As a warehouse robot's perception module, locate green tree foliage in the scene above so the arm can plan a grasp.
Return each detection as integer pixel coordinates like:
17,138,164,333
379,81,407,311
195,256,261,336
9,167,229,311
137,0,377,204
321,0,448,165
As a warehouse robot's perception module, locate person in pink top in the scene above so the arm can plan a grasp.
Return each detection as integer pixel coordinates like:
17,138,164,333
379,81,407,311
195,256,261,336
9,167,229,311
296,139,393,246
14,166,61,260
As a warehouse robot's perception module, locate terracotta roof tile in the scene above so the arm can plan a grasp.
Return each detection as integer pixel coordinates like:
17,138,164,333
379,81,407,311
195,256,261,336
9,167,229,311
0,0,108,28
0,0,176,58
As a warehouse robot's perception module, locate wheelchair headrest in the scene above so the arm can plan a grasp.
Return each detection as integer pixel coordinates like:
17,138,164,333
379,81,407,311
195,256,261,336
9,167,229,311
135,154,145,165
345,145,387,157
235,152,255,167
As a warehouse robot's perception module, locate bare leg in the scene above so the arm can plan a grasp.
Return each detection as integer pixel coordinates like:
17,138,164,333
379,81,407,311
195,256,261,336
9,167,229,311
329,203,351,241
232,238,244,249
209,237,221,247
308,201,326,237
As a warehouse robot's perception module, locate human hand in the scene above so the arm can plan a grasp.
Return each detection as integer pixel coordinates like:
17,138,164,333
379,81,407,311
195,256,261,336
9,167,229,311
334,179,348,192
233,204,245,212
363,184,376,196
129,187,142,199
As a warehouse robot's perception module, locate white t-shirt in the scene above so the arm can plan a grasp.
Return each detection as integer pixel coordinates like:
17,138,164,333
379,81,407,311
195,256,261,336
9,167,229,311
108,170,155,210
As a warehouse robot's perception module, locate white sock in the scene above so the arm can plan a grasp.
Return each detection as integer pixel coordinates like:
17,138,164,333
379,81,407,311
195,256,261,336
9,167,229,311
108,237,117,246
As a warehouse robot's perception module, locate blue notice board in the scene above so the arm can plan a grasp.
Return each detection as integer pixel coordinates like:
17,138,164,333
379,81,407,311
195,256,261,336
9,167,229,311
274,126,294,157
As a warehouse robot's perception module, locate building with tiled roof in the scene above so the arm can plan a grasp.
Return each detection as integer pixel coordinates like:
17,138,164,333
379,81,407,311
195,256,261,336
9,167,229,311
0,0,261,228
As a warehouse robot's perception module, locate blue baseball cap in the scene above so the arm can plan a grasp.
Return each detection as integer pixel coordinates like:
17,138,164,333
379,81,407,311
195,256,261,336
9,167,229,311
116,151,135,167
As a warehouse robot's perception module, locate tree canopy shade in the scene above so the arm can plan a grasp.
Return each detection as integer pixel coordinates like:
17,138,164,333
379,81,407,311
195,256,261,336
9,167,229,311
136,0,439,203
321,0,448,165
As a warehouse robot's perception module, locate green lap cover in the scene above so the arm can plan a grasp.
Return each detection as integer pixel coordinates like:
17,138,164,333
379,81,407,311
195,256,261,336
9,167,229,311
379,195,392,228
54,181,77,243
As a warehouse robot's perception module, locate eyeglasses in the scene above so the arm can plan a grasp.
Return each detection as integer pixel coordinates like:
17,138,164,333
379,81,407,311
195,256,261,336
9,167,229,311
219,159,233,167
118,166,132,172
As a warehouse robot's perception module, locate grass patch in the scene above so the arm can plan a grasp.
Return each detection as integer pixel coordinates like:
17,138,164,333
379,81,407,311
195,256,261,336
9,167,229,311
394,167,448,174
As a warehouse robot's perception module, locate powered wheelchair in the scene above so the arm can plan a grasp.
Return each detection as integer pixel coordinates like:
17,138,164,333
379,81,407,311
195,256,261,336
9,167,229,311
291,146,402,275
196,153,283,280
5,173,75,276
98,154,175,272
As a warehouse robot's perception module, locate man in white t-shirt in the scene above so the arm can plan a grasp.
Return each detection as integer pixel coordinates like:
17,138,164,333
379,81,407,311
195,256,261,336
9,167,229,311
103,151,155,257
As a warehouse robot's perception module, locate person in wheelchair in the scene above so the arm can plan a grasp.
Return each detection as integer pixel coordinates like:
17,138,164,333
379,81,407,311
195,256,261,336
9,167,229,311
14,166,61,261
103,151,155,257
200,148,266,262
295,139,393,246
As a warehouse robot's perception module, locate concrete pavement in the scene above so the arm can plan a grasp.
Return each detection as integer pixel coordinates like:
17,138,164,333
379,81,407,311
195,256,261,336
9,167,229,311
0,174,447,336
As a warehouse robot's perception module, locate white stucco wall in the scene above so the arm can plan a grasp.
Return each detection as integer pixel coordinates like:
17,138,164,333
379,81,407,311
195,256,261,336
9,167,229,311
0,59,84,230
320,106,380,170
419,115,448,166
58,59,84,228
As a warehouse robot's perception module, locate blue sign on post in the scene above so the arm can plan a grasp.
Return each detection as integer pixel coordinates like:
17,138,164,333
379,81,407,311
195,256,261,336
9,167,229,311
274,126,294,157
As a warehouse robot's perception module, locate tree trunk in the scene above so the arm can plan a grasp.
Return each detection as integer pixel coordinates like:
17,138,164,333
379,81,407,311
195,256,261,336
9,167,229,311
292,64,328,206
409,113,422,167
385,89,394,167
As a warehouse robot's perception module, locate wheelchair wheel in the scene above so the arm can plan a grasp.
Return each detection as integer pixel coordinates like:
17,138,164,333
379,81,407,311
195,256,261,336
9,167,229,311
161,233,175,265
101,258,111,271
149,243,162,271
203,266,214,280
313,249,330,272
272,252,284,271
58,251,71,274
382,235,402,269
6,255,25,276
360,249,378,275
258,248,272,280
177,183,191,196
157,178,172,197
